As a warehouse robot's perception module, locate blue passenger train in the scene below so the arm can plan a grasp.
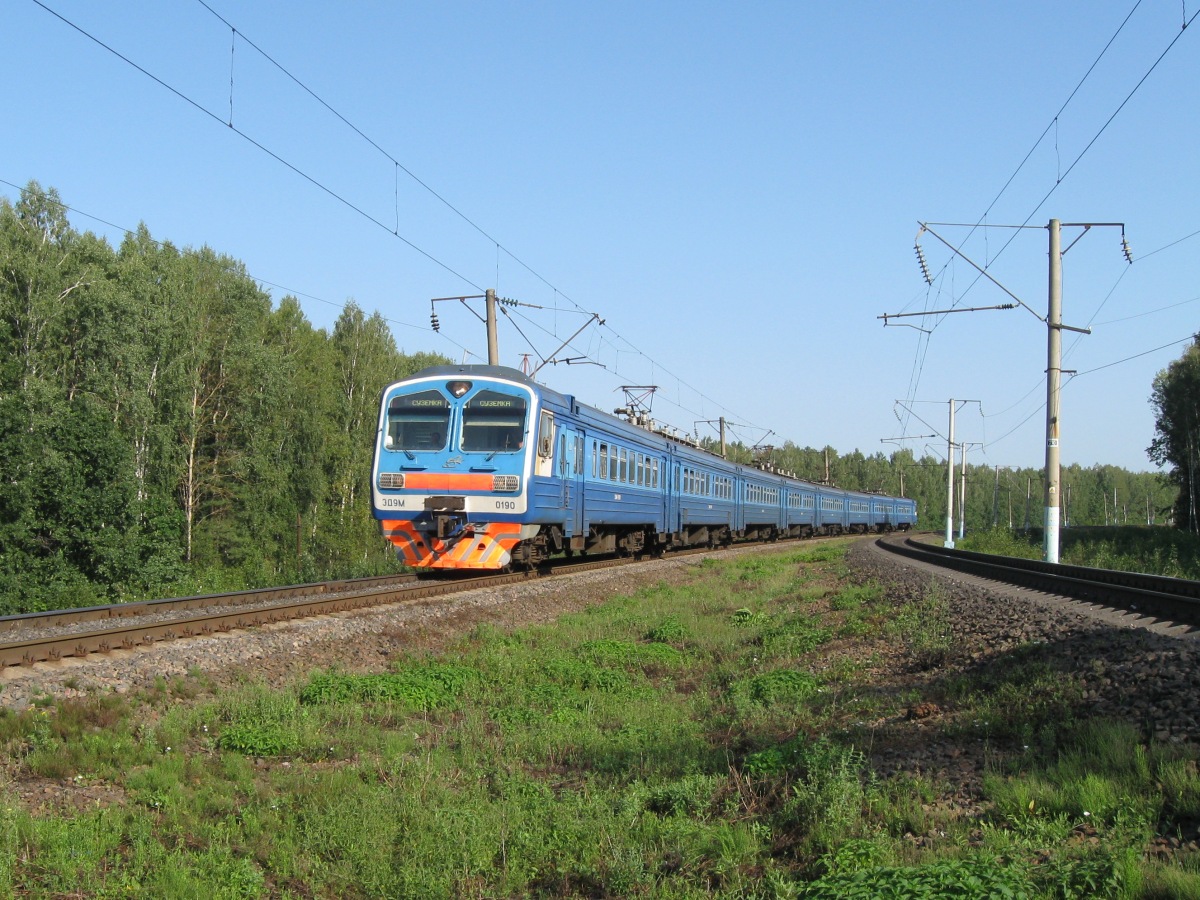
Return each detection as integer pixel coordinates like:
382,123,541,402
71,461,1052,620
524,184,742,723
371,365,916,570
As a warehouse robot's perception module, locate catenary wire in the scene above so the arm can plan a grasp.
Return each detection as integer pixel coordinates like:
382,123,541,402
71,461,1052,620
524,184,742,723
28,0,485,293
898,5,1197,448
33,0,760,442
0,177,481,362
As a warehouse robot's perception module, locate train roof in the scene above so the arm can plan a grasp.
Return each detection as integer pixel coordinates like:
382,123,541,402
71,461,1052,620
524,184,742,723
396,364,573,403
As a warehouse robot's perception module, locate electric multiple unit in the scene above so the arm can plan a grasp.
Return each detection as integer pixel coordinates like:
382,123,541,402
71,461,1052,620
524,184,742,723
371,365,916,571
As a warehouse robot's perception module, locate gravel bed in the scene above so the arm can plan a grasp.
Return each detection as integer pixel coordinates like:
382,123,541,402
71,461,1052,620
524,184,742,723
844,537,1200,839
0,551,741,711
850,538,1200,742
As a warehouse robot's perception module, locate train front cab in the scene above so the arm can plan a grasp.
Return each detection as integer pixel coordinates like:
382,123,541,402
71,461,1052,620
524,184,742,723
372,370,536,570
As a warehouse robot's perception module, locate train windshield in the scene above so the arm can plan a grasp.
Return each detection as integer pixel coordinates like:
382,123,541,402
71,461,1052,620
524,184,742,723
385,390,450,452
461,390,527,452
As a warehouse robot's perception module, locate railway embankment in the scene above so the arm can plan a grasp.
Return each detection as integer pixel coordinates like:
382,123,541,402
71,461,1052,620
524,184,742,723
849,539,1200,747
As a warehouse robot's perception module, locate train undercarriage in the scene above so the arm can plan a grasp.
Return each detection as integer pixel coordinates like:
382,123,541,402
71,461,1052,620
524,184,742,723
502,519,910,570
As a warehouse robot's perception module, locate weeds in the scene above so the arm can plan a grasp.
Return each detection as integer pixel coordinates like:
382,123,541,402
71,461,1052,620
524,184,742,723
888,580,953,669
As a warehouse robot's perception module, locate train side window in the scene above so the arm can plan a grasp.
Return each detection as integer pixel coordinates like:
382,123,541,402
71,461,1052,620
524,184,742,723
652,459,659,489
609,448,617,481
592,441,598,478
537,411,554,458
599,443,608,479
575,437,584,475
619,449,628,483
637,455,644,486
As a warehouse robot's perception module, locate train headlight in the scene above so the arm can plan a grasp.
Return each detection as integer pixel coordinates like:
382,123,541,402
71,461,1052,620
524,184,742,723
379,473,405,489
492,475,520,492
446,380,472,398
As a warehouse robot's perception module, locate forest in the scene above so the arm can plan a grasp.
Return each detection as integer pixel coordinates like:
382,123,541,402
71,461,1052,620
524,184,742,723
0,181,1188,614
0,183,449,613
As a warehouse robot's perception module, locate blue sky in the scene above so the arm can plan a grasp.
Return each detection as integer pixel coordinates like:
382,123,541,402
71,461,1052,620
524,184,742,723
5,1,1198,473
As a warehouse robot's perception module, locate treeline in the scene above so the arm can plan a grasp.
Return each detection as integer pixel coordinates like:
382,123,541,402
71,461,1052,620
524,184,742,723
710,443,1174,533
0,183,449,613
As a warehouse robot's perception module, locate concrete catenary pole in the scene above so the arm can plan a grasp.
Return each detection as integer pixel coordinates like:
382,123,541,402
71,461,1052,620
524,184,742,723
1044,219,1063,563
485,288,500,365
958,442,968,540
945,399,956,548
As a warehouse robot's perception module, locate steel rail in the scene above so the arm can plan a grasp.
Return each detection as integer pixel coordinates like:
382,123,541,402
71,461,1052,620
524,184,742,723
0,573,419,634
0,571,528,668
879,536,1200,626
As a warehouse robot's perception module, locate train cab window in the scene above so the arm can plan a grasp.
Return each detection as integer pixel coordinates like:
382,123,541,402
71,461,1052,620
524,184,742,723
385,390,450,452
462,390,527,453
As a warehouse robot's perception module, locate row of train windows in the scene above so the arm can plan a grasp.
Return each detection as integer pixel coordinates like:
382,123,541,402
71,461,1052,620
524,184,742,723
681,468,733,499
746,484,780,505
592,441,661,489
583,445,907,515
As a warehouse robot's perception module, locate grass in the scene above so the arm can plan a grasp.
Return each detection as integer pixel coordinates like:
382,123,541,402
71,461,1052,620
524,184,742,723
0,536,1198,896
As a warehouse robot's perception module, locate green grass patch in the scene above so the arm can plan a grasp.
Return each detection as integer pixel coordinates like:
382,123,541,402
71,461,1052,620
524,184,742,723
2,541,1197,895
299,663,475,709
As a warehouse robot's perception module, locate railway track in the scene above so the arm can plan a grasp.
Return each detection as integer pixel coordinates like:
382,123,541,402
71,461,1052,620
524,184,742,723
0,551,687,668
878,534,1200,628
0,533,866,669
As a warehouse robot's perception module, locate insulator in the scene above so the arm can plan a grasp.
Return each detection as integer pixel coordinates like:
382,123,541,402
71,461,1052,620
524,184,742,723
914,243,932,285
430,312,440,332
1121,236,1133,265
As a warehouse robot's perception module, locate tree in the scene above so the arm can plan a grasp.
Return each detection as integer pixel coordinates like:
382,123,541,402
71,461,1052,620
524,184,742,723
1149,336,1200,532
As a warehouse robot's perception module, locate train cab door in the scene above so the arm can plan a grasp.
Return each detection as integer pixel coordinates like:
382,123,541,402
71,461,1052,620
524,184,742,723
558,424,585,537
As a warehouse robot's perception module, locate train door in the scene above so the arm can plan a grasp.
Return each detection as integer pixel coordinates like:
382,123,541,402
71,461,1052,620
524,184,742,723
660,454,669,535
558,424,585,537
668,455,681,535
